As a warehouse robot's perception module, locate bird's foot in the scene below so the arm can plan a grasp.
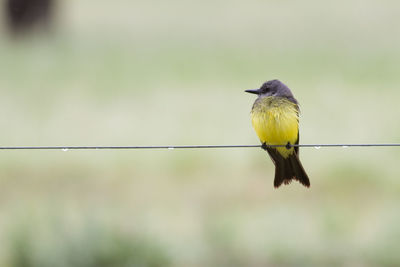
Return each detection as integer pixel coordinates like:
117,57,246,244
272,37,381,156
285,142,292,150
261,143,268,151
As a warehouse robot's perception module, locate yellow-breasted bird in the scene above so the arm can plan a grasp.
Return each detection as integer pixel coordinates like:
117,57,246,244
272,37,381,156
245,79,310,188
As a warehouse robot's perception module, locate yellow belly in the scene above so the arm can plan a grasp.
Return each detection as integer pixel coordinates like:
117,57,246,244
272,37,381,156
251,96,299,158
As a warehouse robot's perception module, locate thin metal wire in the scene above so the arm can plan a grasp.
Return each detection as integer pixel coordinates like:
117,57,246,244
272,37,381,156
0,144,399,150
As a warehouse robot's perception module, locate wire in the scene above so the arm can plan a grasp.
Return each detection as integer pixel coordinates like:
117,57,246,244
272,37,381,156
0,144,399,150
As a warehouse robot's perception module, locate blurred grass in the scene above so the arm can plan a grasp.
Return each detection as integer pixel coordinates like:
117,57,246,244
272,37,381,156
1,0,400,266
7,213,170,267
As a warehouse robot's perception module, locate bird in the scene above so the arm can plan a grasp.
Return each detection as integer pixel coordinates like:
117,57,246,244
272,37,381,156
245,79,310,188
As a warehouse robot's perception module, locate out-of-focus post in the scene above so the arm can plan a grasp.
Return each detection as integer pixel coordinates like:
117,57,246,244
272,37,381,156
4,0,55,35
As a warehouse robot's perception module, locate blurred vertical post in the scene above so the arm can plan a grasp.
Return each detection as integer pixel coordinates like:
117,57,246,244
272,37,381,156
4,0,55,35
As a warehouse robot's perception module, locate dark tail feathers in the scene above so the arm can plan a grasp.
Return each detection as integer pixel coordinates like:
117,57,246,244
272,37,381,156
265,148,310,188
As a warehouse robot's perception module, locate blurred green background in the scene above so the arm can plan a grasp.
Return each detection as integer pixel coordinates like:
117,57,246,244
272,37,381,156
1,0,400,266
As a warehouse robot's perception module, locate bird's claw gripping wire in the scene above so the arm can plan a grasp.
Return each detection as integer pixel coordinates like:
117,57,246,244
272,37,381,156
261,143,268,151
261,142,292,150
286,142,292,149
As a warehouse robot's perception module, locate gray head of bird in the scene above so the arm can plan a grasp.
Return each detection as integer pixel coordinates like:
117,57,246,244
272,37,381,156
245,79,294,99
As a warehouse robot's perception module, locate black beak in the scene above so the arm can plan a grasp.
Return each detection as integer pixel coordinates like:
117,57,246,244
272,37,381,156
245,89,260,94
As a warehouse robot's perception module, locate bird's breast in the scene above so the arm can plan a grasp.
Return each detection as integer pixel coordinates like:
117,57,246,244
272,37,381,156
250,96,299,157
